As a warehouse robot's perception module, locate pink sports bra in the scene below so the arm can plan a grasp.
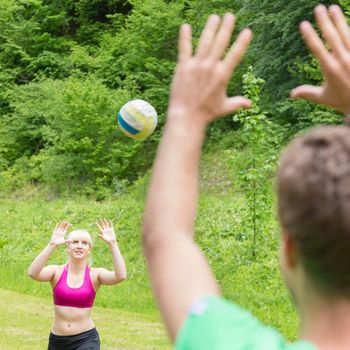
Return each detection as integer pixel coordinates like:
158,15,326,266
53,265,96,308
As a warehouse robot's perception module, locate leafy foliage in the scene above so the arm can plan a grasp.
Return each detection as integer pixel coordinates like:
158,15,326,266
0,0,348,193
236,0,340,100
0,77,148,196
229,68,285,256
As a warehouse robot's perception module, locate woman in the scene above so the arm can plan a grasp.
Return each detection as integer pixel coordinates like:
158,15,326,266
28,219,127,350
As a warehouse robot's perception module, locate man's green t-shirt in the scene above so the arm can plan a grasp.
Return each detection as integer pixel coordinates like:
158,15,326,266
175,296,317,350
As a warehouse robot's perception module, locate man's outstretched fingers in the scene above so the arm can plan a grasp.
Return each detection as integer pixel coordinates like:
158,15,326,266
314,5,347,58
221,96,252,115
178,24,192,63
329,5,350,52
223,28,252,75
209,13,236,61
196,14,221,58
299,21,333,70
290,85,323,104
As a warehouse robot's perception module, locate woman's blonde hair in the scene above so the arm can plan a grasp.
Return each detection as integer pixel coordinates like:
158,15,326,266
68,229,93,248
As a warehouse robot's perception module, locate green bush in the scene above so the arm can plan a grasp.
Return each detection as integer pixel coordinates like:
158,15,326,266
0,77,157,194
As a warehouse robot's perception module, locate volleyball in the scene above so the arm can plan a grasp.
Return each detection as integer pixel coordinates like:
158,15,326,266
117,99,158,140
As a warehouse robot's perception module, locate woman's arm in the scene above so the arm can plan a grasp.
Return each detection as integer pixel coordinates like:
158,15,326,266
96,219,127,285
27,222,71,281
28,244,57,281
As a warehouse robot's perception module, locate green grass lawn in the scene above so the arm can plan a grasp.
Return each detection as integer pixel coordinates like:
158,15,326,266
0,288,170,350
0,139,300,346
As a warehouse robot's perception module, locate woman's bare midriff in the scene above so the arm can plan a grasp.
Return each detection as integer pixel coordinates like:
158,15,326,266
52,305,95,335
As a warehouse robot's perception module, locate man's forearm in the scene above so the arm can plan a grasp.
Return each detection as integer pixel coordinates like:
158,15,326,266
143,114,206,245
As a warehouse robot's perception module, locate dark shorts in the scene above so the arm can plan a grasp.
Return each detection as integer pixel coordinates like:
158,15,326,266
48,328,100,350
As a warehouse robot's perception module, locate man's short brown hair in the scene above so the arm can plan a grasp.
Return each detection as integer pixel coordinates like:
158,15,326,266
278,126,350,295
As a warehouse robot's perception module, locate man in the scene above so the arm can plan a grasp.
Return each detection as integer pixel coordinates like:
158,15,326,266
143,4,350,349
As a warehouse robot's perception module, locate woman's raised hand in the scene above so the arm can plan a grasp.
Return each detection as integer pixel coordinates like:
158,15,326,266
96,219,117,245
291,5,350,115
50,222,72,247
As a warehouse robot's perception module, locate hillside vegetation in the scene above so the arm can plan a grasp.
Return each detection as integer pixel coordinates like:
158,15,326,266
0,0,346,196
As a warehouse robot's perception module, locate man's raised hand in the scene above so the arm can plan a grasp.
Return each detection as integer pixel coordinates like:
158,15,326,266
291,5,350,115
168,13,252,127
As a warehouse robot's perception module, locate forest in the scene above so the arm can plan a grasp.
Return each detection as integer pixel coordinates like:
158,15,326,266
0,0,347,197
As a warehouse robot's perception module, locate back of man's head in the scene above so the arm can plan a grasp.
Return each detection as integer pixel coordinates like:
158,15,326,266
278,126,350,296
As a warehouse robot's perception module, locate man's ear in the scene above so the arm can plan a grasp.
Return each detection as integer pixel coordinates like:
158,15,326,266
282,231,298,268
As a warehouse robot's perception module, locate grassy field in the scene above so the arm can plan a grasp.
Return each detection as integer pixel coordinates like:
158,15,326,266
0,135,300,346
0,190,158,315
0,288,170,350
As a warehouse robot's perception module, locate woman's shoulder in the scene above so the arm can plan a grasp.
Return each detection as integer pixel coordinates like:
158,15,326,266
90,267,110,277
49,265,66,288
89,267,103,291
90,267,105,276
50,264,66,279
53,264,65,271
44,264,64,272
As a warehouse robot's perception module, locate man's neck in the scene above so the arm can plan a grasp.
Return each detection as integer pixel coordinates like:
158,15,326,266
300,296,350,350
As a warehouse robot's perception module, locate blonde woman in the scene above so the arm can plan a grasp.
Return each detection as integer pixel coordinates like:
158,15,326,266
28,219,127,350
